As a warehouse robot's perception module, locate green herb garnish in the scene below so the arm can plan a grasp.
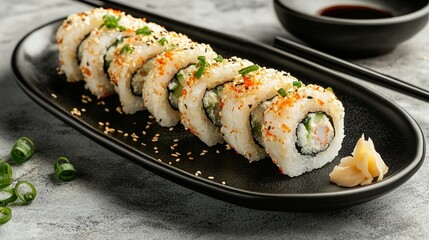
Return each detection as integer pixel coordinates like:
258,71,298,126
0,206,12,225
119,44,134,54
238,64,259,76
214,55,223,62
277,88,287,97
14,181,37,204
10,137,35,164
326,87,334,93
194,56,210,79
54,157,76,182
157,37,168,46
293,81,303,88
100,15,126,31
136,26,151,35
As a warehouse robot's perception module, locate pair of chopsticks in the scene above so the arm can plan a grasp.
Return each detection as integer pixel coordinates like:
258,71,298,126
77,0,429,102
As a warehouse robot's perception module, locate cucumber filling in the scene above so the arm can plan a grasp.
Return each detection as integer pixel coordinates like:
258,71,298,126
130,58,155,96
167,66,195,110
104,37,125,73
203,85,224,127
250,101,271,147
296,112,335,156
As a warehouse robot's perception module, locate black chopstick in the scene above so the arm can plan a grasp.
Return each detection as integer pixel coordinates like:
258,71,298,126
274,36,429,102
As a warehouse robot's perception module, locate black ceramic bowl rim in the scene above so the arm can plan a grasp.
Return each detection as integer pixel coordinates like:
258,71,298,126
274,0,429,25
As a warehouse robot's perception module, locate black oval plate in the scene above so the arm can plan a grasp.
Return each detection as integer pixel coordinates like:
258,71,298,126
11,16,425,211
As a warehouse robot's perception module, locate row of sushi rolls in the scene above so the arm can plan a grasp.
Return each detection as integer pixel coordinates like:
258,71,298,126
56,8,388,185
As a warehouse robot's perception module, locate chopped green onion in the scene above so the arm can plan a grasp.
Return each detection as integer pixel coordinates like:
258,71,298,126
13,181,36,204
214,55,223,62
100,15,126,31
157,37,168,46
0,161,12,178
54,157,76,182
0,206,12,225
136,26,151,35
277,88,287,97
293,81,303,88
326,87,334,93
10,137,35,164
0,186,17,206
0,173,13,189
119,44,134,54
193,56,209,79
238,64,259,76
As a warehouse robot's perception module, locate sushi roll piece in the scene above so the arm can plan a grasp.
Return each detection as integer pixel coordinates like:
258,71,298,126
220,66,297,161
179,57,254,146
108,30,189,114
261,84,345,177
79,14,153,98
56,8,124,82
143,42,217,127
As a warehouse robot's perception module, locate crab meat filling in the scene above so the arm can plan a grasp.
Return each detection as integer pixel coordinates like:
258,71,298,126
202,85,224,127
296,112,335,155
249,100,271,147
130,58,155,96
167,66,195,110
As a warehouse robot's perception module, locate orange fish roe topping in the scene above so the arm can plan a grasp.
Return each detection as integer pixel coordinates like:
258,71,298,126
281,123,291,133
82,67,91,77
317,99,325,106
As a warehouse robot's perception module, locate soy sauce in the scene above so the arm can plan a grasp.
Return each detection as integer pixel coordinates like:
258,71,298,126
319,5,393,19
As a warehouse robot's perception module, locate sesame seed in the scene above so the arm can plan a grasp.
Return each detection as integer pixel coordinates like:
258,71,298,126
169,127,174,131
104,108,110,112
187,152,192,156
98,122,104,126
175,158,180,162
208,176,214,180
216,150,220,154
51,93,57,98
221,181,226,185
189,157,194,160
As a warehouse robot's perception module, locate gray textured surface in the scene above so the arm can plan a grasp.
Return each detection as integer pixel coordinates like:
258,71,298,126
1,0,429,239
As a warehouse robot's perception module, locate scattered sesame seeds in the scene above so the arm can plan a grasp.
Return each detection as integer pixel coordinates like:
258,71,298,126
81,108,86,112
98,122,104,126
221,181,226,185
51,93,57,99
142,131,147,135
216,150,220,154
187,152,192,156
116,107,123,114
169,127,174,131
104,108,110,112
188,157,194,160
208,176,214,180
175,158,180,162
70,108,81,116
141,143,147,146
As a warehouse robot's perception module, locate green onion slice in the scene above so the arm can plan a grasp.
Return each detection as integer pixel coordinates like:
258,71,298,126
0,173,13,189
157,37,168,46
100,15,126,31
326,87,334,93
119,44,134,54
293,81,303,88
14,181,37,204
136,26,151,35
0,161,12,178
54,157,76,182
193,56,210,79
0,206,12,225
0,186,17,206
238,64,259,76
10,137,35,164
214,55,223,62
277,88,287,98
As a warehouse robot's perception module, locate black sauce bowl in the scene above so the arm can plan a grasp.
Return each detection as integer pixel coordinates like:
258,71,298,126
274,0,429,57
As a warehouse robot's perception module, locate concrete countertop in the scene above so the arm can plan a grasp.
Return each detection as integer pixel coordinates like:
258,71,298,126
1,0,428,239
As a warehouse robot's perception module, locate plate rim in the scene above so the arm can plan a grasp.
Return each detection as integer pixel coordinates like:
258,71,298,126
11,17,426,211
